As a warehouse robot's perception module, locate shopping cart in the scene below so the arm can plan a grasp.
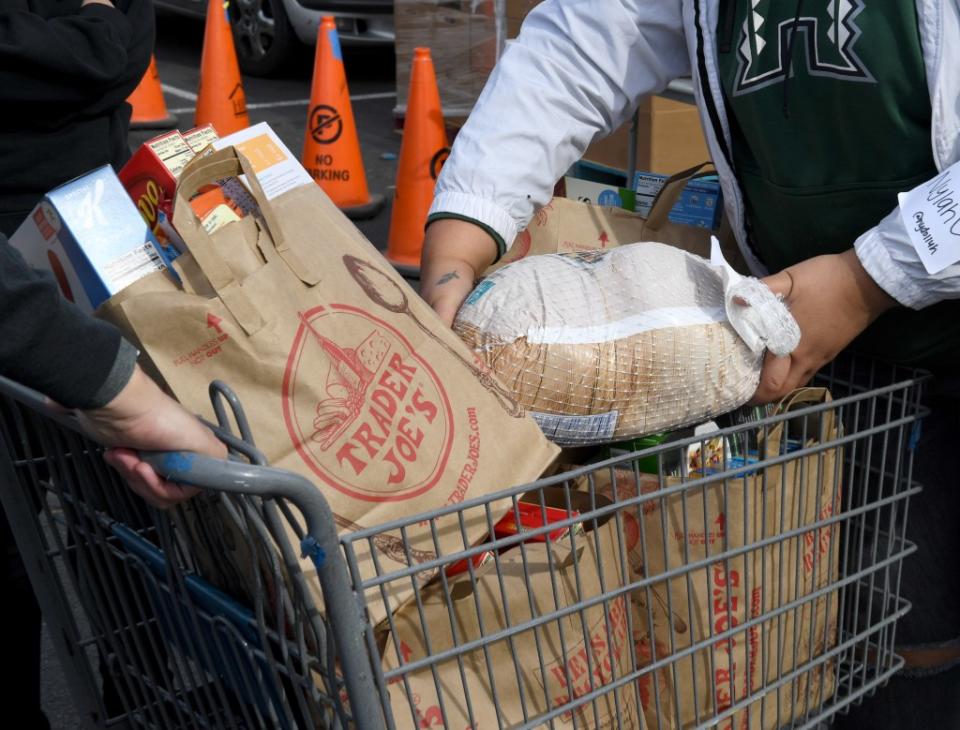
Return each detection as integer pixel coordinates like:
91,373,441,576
0,353,927,730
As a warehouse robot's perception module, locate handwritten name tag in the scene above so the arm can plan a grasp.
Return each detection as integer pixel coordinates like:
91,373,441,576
898,161,960,275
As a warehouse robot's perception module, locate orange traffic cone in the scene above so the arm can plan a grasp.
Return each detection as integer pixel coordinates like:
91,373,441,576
195,0,249,135
386,47,450,272
128,55,177,129
302,17,384,220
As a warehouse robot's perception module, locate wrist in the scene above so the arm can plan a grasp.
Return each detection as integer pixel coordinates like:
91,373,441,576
88,366,156,421
840,248,897,321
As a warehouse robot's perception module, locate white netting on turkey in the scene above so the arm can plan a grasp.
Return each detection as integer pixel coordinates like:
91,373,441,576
453,241,799,446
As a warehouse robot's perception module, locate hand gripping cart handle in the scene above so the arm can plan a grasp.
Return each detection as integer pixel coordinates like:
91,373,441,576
0,374,387,730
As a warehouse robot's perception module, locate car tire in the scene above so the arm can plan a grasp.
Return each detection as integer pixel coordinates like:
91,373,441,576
230,0,298,77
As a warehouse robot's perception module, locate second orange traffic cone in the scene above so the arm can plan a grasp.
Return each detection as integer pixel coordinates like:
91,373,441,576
386,47,450,272
302,17,384,220
128,55,177,129
195,0,249,135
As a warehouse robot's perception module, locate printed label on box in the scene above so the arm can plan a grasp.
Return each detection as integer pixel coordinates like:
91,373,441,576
183,125,220,154
634,173,668,217
200,204,243,234
564,177,634,211
103,242,168,291
634,171,722,229
147,131,196,179
213,123,313,200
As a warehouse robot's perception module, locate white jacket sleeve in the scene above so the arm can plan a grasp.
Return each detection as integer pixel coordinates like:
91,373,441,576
855,163,960,309
429,0,689,254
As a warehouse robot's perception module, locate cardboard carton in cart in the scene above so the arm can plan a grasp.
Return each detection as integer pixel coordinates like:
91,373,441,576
11,166,176,314
119,125,222,256
98,122,559,624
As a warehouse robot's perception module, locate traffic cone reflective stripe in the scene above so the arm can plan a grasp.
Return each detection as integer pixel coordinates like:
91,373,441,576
128,55,177,130
195,0,249,135
386,47,450,272
302,17,384,220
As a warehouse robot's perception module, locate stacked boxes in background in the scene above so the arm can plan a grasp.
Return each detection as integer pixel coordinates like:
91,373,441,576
393,0,541,123
585,95,712,176
393,1,500,121
395,0,711,178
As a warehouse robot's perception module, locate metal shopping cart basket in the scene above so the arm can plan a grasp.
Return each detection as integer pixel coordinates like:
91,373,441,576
0,353,927,730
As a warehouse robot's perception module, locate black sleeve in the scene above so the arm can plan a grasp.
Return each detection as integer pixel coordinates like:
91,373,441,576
0,0,154,118
0,233,136,409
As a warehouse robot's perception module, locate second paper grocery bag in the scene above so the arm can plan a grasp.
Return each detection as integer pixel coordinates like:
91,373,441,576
381,492,643,729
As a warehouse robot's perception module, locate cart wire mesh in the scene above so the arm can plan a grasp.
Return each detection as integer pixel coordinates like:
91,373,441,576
0,353,927,729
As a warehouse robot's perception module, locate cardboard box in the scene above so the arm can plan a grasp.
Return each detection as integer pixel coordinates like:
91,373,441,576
182,124,220,154
634,172,722,230
504,0,540,37
394,1,499,118
11,166,175,313
584,95,711,176
119,130,197,256
561,176,636,211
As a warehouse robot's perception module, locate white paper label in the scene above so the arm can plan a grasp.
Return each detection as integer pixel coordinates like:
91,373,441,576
104,242,167,291
529,410,619,444
898,163,960,274
634,173,667,217
212,123,313,201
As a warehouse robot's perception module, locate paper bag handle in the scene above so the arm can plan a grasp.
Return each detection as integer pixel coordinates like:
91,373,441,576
761,387,836,458
176,148,287,251
174,149,321,307
171,153,267,335
644,161,716,232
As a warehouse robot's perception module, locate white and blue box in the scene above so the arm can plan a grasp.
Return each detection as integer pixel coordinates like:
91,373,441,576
634,172,723,230
11,165,177,314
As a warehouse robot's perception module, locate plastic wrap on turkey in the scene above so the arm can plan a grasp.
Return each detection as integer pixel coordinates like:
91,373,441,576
453,242,799,446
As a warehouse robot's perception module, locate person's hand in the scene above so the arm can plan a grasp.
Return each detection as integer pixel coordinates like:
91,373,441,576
749,248,897,404
420,219,499,327
78,365,227,508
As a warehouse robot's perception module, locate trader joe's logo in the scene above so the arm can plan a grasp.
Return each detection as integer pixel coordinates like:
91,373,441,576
283,305,454,502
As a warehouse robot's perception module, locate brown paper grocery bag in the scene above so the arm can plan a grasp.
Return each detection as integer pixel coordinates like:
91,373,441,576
99,146,559,624
586,389,840,730
487,163,747,275
381,492,643,729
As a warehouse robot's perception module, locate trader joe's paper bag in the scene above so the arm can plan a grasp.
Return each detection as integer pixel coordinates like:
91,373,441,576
382,494,643,729
100,137,558,624
585,389,840,730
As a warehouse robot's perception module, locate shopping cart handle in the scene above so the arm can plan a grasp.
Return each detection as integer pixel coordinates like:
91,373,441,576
140,450,335,562
139,448,386,729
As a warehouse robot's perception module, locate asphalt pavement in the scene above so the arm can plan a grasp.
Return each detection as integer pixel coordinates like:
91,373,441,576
40,12,400,729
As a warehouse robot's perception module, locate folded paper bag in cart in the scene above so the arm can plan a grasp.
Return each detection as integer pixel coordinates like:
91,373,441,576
454,240,801,446
381,491,645,729
97,137,559,625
